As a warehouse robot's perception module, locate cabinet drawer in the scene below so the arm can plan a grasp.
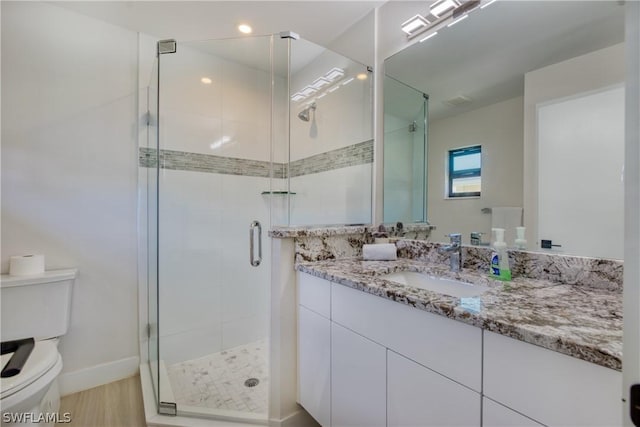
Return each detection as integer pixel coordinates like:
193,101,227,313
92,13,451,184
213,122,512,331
331,282,482,391
388,350,481,426
483,331,622,426
298,272,331,319
482,397,543,427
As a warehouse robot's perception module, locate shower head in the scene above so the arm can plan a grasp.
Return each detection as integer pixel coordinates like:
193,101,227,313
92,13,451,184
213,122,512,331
298,103,316,122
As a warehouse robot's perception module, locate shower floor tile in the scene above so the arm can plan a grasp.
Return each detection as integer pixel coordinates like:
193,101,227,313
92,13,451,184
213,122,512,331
166,339,268,414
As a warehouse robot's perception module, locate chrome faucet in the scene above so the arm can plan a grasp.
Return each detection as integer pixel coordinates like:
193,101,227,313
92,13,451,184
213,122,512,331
438,233,462,272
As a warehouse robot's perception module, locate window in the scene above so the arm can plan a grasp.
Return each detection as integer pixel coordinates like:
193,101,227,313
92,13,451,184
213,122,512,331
448,145,481,197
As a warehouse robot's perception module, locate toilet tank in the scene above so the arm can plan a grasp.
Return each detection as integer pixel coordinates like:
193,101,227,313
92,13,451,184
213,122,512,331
1,269,76,342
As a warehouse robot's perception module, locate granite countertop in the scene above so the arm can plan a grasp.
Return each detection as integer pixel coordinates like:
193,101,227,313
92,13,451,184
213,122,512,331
269,223,436,239
296,258,622,371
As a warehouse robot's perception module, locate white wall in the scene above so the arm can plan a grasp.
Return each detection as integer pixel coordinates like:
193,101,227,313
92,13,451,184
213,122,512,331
289,42,373,225
523,43,625,250
427,96,524,244
1,1,139,394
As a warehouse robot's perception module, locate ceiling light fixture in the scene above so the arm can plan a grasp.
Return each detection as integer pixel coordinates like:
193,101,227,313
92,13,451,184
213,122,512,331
291,67,347,102
430,0,459,18
325,67,345,81
447,14,468,27
238,24,252,34
401,15,430,35
356,73,368,80
300,86,318,96
454,0,480,17
291,93,306,102
342,77,355,86
201,77,212,84
419,31,439,43
480,0,498,9
311,77,331,89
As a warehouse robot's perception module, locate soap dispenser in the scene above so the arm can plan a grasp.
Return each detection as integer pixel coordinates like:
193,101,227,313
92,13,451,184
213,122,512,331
490,228,511,281
514,226,527,250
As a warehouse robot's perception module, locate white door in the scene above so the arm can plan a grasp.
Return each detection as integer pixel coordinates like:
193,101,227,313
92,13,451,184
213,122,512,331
537,85,624,259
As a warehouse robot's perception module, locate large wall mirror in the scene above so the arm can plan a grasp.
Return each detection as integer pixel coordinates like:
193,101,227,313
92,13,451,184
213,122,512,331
383,0,625,259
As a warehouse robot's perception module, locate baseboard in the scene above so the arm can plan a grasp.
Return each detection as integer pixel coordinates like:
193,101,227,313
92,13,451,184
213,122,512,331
58,356,140,396
271,408,320,427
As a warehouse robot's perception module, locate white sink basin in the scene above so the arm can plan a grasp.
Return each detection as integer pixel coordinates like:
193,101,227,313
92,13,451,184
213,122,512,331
382,271,489,298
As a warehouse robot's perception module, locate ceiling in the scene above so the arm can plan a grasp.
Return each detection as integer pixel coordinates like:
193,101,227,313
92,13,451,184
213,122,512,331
384,1,625,121
56,1,381,47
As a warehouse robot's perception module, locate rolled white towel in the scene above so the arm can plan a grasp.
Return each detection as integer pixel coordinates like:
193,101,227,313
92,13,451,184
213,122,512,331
362,243,397,261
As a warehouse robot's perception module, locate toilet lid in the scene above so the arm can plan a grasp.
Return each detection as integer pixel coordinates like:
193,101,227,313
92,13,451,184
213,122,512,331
0,340,59,399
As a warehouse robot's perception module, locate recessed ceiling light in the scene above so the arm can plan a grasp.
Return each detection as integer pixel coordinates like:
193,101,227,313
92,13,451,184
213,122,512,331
201,77,212,84
356,73,368,80
238,24,252,34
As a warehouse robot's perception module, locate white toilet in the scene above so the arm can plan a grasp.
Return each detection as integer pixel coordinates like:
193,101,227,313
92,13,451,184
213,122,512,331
0,269,76,427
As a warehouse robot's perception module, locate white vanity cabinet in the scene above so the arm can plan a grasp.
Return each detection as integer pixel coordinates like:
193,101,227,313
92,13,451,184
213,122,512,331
482,397,544,427
387,350,480,426
297,272,622,427
297,273,331,426
483,331,622,427
297,271,482,427
331,322,386,427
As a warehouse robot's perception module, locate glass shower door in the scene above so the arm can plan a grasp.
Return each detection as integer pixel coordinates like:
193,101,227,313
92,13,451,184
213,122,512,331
154,35,281,422
383,76,428,223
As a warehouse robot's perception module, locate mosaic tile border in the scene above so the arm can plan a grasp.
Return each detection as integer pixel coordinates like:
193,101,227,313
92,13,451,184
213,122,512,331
139,139,373,178
289,140,373,177
139,147,284,178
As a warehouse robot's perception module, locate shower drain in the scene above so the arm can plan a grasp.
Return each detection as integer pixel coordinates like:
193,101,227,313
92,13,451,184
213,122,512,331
244,378,260,388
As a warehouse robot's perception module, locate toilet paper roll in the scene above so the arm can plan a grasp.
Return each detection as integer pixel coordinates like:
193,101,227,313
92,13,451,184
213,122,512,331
9,254,45,276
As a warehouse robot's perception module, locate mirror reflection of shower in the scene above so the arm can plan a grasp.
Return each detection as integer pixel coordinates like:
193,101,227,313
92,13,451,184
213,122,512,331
298,102,316,121
298,102,318,138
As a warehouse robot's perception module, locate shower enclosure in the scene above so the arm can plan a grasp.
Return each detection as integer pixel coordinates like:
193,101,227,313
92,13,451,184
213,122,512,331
383,76,428,223
140,33,372,425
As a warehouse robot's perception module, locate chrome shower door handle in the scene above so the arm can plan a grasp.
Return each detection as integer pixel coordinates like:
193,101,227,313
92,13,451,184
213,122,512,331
250,220,262,267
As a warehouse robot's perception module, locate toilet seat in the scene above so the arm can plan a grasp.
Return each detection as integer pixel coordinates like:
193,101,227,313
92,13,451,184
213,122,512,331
0,340,60,400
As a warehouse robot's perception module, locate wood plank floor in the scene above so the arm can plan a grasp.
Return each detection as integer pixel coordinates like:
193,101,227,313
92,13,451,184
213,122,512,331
56,375,146,427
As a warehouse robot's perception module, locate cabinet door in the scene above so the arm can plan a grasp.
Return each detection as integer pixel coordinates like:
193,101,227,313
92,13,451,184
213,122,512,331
298,272,331,318
482,397,543,427
331,323,386,427
483,331,622,427
298,305,331,426
387,350,481,427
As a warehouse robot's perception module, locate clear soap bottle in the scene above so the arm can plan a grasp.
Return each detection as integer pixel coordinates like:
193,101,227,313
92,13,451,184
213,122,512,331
490,228,511,281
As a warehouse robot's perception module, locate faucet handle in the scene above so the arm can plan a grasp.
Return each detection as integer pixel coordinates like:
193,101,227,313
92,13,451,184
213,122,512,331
445,233,462,244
